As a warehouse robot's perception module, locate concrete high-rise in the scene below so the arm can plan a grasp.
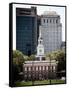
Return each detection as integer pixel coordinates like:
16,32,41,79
39,11,62,53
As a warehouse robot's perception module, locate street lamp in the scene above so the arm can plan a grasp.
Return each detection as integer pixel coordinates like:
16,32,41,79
32,61,34,86
48,54,52,85
50,57,51,84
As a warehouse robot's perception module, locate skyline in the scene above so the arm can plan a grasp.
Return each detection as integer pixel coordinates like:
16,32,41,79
14,4,65,41
13,4,66,50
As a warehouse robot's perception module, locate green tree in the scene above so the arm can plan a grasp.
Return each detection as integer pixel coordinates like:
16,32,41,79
46,50,66,71
55,50,65,61
56,51,66,71
26,55,35,61
12,50,25,82
13,50,24,66
46,50,66,78
46,53,53,60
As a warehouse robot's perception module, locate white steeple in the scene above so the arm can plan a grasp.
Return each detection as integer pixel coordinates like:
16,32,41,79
38,29,43,45
39,29,42,38
36,29,45,61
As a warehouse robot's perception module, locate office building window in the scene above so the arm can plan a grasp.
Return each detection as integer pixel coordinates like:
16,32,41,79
56,19,58,23
16,15,37,55
47,19,48,23
53,19,54,23
44,19,45,23
50,19,51,23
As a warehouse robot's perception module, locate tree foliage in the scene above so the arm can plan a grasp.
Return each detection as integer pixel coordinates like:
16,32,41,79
24,54,35,61
29,55,35,61
13,50,24,65
46,50,66,71
13,50,25,73
12,50,25,82
46,50,65,60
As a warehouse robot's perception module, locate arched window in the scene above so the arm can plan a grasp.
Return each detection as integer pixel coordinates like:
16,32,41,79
27,67,28,71
53,66,55,70
45,66,46,70
29,67,31,71
30,67,32,71
38,66,39,71
39,66,41,70
36,66,38,71
43,66,45,70
35,66,36,71
25,67,27,71
52,66,53,72
41,66,43,71
46,66,48,70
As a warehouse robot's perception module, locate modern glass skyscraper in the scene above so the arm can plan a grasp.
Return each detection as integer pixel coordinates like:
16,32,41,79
16,7,37,56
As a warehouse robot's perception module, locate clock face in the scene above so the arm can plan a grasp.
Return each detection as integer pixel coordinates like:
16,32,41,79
39,49,42,52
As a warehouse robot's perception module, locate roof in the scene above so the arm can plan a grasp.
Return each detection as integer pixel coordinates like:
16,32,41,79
41,11,60,18
24,60,58,66
43,11,58,15
24,60,56,63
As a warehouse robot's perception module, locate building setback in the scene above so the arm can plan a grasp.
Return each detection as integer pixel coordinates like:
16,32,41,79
39,11,62,54
16,7,37,56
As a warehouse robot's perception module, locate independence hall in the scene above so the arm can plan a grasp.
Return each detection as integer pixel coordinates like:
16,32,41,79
23,60,57,81
16,7,61,81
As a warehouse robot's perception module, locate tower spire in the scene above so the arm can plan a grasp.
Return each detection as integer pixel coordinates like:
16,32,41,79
38,29,43,45
36,29,45,61
39,29,41,38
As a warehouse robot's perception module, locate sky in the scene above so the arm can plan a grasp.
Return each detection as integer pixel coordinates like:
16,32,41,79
15,4,66,41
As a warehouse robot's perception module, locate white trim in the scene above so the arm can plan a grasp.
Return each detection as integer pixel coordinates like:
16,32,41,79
13,4,16,50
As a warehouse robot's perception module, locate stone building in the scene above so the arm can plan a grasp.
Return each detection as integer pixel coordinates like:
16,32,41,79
39,11,62,53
